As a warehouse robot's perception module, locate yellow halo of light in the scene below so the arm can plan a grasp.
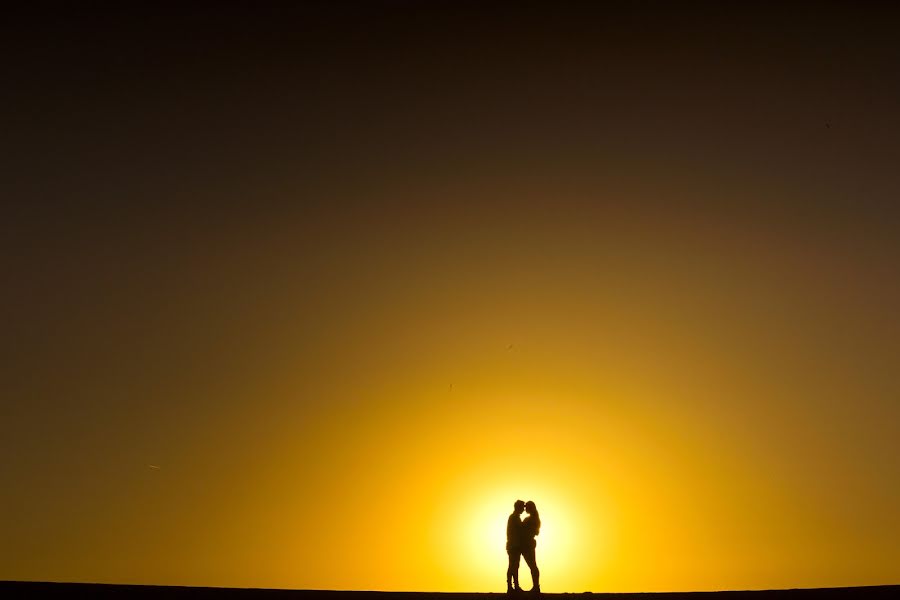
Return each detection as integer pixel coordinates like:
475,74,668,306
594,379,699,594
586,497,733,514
432,462,599,593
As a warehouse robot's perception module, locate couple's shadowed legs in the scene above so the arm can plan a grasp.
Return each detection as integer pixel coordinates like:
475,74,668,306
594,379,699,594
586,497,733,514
506,500,541,594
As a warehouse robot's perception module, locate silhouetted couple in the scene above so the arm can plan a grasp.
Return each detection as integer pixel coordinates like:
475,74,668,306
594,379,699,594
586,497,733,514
506,499,540,594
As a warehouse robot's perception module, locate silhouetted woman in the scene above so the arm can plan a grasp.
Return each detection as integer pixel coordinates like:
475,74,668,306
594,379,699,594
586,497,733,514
521,500,541,593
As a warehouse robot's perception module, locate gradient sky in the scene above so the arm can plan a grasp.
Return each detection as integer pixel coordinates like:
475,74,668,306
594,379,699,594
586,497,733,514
2,1,899,593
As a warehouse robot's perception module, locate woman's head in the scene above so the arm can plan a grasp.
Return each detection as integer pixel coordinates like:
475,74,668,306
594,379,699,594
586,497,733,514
524,501,541,536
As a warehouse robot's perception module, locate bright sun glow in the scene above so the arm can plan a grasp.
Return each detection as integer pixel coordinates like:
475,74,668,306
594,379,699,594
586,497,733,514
460,489,585,592
434,462,602,593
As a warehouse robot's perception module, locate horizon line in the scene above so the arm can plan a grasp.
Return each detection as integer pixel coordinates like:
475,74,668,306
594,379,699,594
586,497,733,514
3,581,899,595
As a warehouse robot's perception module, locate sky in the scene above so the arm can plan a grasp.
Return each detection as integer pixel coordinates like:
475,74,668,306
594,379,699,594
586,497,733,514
2,1,899,593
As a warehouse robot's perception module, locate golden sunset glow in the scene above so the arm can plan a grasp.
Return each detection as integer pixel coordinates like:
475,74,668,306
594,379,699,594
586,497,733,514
435,462,594,591
3,2,899,595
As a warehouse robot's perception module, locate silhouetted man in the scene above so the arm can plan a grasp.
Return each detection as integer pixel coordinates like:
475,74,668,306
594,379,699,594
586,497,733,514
506,499,526,593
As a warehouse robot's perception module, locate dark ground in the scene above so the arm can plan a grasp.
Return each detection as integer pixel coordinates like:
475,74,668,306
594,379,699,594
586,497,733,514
1,583,897,599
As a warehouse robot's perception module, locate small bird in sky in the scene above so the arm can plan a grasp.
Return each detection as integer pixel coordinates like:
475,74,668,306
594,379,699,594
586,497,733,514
148,464,161,470
506,344,514,351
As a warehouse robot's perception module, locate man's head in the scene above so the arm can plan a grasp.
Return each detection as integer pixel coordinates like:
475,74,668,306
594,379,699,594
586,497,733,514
514,500,526,514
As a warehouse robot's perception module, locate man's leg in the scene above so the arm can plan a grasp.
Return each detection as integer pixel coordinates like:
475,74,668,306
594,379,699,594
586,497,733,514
507,550,521,591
